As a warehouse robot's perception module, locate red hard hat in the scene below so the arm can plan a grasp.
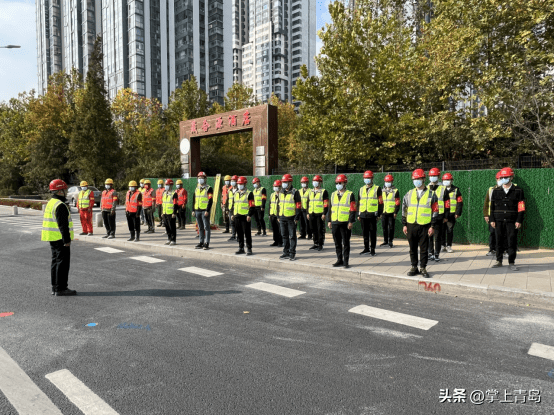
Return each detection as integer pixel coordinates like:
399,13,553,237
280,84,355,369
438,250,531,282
442,172,453,180
495,171,502,180
412,169,426,179
363,170,374,179
252,177,260,184
384,174,394,182
499,167,514,177
282,173,293,182
197,171,206,177
165,179,174,185
429,167,441,176
335,174,347,183
231,175,238,181
273,180,282,187
237,176,247,184
301,176,309,183
313,175,323,182
49,179,68,191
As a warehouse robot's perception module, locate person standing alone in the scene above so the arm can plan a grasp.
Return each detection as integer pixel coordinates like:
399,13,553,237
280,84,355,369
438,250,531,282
77,181,94,236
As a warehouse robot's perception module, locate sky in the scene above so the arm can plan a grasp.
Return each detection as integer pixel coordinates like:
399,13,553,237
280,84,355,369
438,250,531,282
0,0,334,103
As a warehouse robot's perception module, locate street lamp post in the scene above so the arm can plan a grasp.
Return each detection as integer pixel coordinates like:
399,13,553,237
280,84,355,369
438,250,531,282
0,45,21,49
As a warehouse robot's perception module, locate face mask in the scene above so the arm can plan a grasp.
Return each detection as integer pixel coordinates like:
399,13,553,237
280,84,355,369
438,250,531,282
282,182,289,189
238,184,245,190
158,184,162,188
253,183,259,188
312,181,319,188
176,184,181,188
301,183,307,188
140,183,144,188
273,187,279,192
129,187,135,191
336,184,344,191
496,180,503,187
165,185,170,190
198,178,205,185
384,182,392,188
430,176,438,183
81,187,88,191
502,178,510,185
364,178,372,185
443,180,451,186
231,181,237,187
225,181,230,186
413,179,423,188
105,185,111,189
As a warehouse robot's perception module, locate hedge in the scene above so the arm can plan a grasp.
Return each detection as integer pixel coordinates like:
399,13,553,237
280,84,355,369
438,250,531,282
0,198,46,211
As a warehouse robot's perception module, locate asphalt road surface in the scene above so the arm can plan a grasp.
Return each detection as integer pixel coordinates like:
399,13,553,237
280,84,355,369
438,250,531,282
0,217,553,415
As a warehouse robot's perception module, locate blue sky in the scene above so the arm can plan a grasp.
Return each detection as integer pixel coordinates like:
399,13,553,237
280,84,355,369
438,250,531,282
0,0,333,103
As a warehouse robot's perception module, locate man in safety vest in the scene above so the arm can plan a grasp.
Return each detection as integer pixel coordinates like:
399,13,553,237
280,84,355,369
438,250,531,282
162,179,178,245
441,172,463,253
427,167,450,262
380,174,400,248
307,175,328,251
176,179,188,230
252,177,267,236
221,175,232,233
298,176,312,240
232,176,256,255
125,181,143,242
139,179,146,225
227,175,239,241
77,180,94,236
402,169,440,278
278,173,302,261
483,171,502,257
192,172,213,250
327,174,356,268
142,180,156,233
101,178,118,239
42,179,76,296
357,170,383,256
155,179,165,228
490,167,525,271
269,179,283,247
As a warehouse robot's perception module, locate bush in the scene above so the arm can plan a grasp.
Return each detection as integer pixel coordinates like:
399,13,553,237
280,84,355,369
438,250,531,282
0,189,14,197
0,198,45,210
18,186,35,195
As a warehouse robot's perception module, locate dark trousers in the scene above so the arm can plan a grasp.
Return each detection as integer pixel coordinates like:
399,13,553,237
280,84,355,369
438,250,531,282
50,240,70,292
495,221,517,264
235,215,252,249
489,224,496,251
254,208,266,233
177,205,186,228
164,214,177,242
381,213,395,243
428,221,443,256
126,212,141,237
157,205,164,225
102,210,116,236
360,216,377,251
309,213,325,247
299,210,311,238
332,222,351,262
280,217,297,255
441,215,456,247
144,207,155,229
407,223,431,269
270,215,283,244
223,207,230,232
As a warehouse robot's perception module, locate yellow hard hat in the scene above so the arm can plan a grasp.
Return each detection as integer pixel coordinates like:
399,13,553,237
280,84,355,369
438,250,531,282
105,178,114,185
140,179,145,183
129,180,138,187
80,181,88,187
144,179,151,184
224,175,232,181
157,179,163,185
176,179,183,185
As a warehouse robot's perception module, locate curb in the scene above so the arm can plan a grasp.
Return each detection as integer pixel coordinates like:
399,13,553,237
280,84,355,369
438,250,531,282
78,235,554,310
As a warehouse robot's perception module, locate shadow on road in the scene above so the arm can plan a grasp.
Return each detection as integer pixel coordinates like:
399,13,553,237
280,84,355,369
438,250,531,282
77,289,242,297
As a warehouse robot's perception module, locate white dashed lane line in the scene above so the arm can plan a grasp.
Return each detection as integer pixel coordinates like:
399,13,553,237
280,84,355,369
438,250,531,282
179,266,224,277
128,255,166,263
94,247,125,254
528,343,554,361
349,305,439,331
246,282,306,298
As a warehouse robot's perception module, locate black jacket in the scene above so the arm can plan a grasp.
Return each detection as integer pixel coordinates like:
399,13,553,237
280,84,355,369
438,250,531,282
490,185,525,224
52,194,72,244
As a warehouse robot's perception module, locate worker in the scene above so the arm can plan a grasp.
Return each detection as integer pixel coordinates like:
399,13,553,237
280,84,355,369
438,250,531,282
307,175,329,251
278,173,302,261
101,178,118,239
483,171,502,256
227,175,239,241
268,179,283,247
232,176,256,255
125,181,142,242
441,172,463,253
155,179,165,228
162,179,178,245
327,174,356,268
298,176,312,239
402,169,440,278
380,174,400,248
139,179,146,225
77,180,94,236
42,179,76,296
192,172,213,250
252,177,267,236
427,167,450,262
490,167,525,271
176,179,188,229
221,175,232,233
142,179,156,233
357,170,383,256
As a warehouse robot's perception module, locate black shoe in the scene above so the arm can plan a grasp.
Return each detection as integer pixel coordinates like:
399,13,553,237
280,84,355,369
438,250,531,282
289,254,296,261
157,223,163,227
195,243,203,249
407,266,419,276
134,237,140,242
222,230,230,233
389,242,393,248
380,242,389,247
102,234,109,238
228,237,236,241
429,253,435,261
236,249,245,255
107,235,115,239
333,259,344,267
420,268,430,278
279,253,290,259
270,242,279,247
509,264,518,271
309,245,318,250
255,231,261,236
359,249,370,255
79,232,87,235
247,248,253,256
203,244,210,250
317,246,323,251
492,261,502,268
370,250,376,257
434,256,441,262
344,262,350,269
299,235,306,239
127,237,134,241
55,289,77,296
164,241,171,245
278,243,283,247
262,232,267,236
88,233,93,236
486,250,496,257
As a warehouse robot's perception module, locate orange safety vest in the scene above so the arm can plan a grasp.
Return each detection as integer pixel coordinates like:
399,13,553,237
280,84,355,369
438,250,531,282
143,188,154,208
101,189,116,210
126,190,140,213
177,188,187,206
156,188,164,205
222,185,231,205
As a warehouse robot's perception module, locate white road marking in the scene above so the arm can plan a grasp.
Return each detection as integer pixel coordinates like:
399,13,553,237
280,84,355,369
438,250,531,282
528,343,554,361
179,266,223,277
0,347,62,415
246,282,305,298
45,369,118,415
95,247,125,254
349,305,438,331
129,255,165,263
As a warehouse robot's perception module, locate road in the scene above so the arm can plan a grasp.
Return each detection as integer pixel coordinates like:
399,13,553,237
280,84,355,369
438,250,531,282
0,215,553,414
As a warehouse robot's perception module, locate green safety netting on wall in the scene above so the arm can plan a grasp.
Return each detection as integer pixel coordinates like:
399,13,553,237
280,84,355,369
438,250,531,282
148,168,554,248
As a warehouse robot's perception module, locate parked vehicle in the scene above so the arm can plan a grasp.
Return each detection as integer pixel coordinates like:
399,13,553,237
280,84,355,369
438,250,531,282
67,186,102,207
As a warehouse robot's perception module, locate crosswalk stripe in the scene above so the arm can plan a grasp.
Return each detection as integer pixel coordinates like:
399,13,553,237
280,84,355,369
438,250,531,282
45,369,118,415
95,247,125,254
349,305,439,331
0,347,62,415
246,282,305,298
129,255,166,263
179,266,223,277
528,343,554,361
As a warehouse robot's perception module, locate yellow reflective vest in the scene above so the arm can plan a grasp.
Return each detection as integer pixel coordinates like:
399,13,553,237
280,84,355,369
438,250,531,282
358,185,379,213
331,190,352,222
406,188,433,225
41,198,74,242
308,189,324,214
